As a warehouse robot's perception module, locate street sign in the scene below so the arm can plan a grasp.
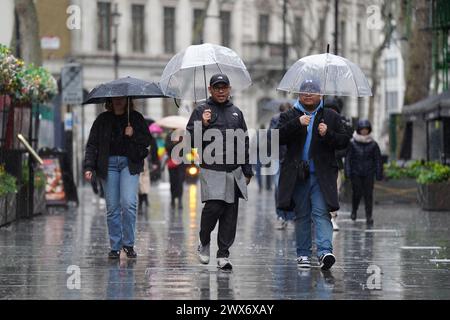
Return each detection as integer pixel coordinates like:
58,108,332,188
62,63,83,105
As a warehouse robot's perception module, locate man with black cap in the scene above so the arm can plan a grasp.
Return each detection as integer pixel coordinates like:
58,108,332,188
186,73,253,270
276,78,350,270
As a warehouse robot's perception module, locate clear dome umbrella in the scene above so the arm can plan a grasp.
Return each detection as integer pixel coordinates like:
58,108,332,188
277,53,372,97
159,43,252,102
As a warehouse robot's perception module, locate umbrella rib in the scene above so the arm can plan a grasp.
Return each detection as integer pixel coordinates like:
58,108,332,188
345,60,361,97
323,54,329,96
216,63,223,74
194,66,197,102
290,63,304,92
166,73,175,97
203,65,207,101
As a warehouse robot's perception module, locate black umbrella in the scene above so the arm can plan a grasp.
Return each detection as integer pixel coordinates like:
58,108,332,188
83,76,166,104
82,76,167,124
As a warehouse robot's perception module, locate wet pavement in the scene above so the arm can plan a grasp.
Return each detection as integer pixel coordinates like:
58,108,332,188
0,181,449,300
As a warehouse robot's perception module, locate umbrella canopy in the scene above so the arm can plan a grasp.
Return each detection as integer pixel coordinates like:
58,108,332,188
149,123,163,134
277,53,372,97
159,43,252,101
155,115,189,130
82,76,167,105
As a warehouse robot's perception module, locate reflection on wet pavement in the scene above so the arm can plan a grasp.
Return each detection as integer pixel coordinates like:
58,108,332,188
0,182,449,299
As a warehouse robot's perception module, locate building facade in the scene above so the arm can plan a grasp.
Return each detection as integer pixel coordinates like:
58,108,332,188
1,0,392,151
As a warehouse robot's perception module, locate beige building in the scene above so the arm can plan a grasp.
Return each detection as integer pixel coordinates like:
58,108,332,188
1,0,390,148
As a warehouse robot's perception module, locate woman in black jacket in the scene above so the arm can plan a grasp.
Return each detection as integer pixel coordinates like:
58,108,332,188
345,119,383,225
84,97,151,259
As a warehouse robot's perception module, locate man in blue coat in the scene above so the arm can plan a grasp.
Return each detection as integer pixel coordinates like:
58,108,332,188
277,79,350,270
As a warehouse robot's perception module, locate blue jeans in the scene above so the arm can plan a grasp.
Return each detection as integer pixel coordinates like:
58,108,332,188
293,173,333,257
102,156,139,251
274,161,295,221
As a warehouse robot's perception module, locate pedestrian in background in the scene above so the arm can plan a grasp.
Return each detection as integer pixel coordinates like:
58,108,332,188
269,102,295,230
84,97,151,259
186,73,253,271
345,119,383,226
165,129,185,210
323,97,354,231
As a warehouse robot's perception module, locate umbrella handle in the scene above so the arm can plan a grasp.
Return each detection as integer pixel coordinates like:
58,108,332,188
127,97,130,126
174,98,180,109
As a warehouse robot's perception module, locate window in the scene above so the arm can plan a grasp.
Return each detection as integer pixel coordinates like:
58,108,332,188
293,16,303,47
385,58,398,78
319,18,326,50
220,11,231,47
163,7,175,53
357,97,365,118
97,2,111,51
258,14,269,43
356,23,361,46
132,4,145,52
192,9,205,44
386,91,398,112
428,120,444,161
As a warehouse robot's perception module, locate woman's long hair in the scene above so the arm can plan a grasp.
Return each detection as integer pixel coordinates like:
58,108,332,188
104,98,135,112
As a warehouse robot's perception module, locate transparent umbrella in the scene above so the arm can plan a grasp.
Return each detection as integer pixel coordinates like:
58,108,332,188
277,53,372,97
155,115,189,130
159,43,252,101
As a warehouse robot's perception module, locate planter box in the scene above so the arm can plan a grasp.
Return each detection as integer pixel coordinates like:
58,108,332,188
0,193,17,227
0,196,6,226
33,186,47,215
6,193,17,224
374,178,418,204
339,178,418,204
418,182,450,211
15,185,46,218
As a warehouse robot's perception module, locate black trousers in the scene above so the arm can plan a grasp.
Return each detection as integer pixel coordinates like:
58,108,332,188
199,192,239,258
169,165,185,201
351,175,374,219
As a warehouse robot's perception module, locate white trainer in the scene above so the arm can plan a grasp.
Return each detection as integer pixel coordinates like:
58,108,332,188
197,242,210,264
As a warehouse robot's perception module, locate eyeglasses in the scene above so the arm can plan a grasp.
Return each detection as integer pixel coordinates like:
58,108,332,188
212,86,230,92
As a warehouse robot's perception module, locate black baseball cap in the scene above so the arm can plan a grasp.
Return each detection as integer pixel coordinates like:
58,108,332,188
210,73,230,87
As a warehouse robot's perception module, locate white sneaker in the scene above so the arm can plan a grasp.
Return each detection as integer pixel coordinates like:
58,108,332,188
275,217,288,230
197,242,210,264
99,198,106,209
296,256,311,269
331,217,339,231
217,257,233,270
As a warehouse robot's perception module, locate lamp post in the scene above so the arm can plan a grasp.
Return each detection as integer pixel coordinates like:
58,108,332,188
282,0,287,75
334,0,339,55
111,3,121,80
281,0,287,97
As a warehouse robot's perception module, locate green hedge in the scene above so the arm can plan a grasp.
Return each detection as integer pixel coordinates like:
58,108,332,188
0,165,17,196
384,161,450,184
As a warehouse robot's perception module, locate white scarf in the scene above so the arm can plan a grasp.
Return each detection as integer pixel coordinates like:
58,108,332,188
352,131,373,144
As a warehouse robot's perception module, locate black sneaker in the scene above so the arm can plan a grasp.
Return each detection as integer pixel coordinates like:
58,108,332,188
350,212,357,221
108,250,120,259
123,246,137,258
319,253,336,270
